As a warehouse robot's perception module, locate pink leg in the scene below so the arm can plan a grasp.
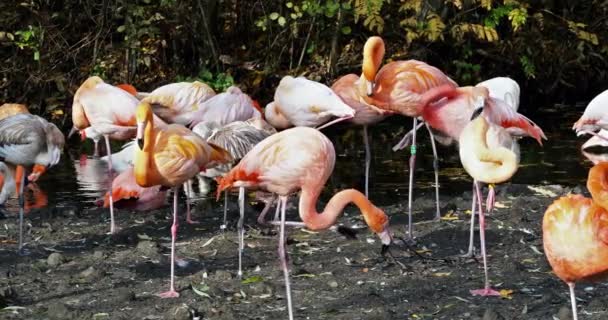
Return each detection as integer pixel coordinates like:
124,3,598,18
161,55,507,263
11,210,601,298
17,168,28,255
256,194,277,225
406,117,418,241
425,122,441,220
470,180,500,296
93,140,99,157
316,115,353,130
157,187,180,298
568,282,579,320
486,184,496,214
278,196,294,320
363,125,371,198
462,182,477,258
104,135,116,234
221,190,229,230
185,181,199,224
237,187,245,277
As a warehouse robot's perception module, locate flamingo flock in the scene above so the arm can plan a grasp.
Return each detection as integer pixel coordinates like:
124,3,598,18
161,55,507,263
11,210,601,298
0,35,605,319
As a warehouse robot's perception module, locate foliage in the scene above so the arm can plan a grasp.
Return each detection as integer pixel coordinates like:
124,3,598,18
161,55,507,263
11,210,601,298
0,0,607,127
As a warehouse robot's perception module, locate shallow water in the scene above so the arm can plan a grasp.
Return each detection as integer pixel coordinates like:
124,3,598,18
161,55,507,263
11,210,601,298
7,103,591,212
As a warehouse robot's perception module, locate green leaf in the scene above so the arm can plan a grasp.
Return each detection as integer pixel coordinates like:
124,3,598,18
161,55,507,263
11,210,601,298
269,12,280,20
278,16,287,26
33,51,39,61
342,2,351,10
286,2,293,8
117,25,126,33
341,26,352,34
241,275,264,284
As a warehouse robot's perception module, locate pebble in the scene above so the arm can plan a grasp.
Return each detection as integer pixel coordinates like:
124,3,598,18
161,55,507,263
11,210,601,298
46,302,75,319
328,280,339,288
79,266,103,281
93,250,104,260
166,304,191,320
213,270,233,281
47,253,65,267
556,306,573,320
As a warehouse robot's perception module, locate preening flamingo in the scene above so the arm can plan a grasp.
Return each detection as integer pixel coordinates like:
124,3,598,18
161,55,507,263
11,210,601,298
133,101,232,298
476,77,520,111
459,110,518,296
0,113,64,253
332,73,390,197
216,126,392,320
358,36,458,238
140,81,216,125
543,162,608,320
264,76,355,130
71,76,166,233
182,86,262,127
191,118,276,229
573,89,608,141
581,129,608,164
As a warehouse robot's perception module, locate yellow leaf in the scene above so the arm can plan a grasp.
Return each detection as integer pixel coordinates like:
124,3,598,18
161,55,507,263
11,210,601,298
416,249,432,254
494,201,508,209
441,211,459,221
433,272,452,277
499,289,514,299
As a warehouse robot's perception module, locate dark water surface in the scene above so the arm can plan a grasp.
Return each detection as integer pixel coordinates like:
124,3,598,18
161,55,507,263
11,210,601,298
9,103,591,212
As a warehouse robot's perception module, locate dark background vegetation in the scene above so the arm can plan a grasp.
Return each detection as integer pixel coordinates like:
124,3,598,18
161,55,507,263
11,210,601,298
1,0,606,129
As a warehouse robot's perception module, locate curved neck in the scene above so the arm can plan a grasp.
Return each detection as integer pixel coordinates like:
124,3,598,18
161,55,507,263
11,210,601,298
135,116,161,187
265,103,291,129
469,118,517,183
298,187,376,231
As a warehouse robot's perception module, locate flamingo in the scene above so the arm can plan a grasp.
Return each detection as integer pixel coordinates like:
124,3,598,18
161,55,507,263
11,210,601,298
476,77,520,111
543,162,608,320
458,110,519,296
71,76,166,233
581,129,608,164
140,81,216,125
133,101,232,298
331,73,391,197
0,162,15,205
264,76,355,130
100,167,167,211
573,89,608,141
183,86,263,127
0,113,64,253
78,126,103,156
216,126,392,320
356,36,458,238
191,118,276,228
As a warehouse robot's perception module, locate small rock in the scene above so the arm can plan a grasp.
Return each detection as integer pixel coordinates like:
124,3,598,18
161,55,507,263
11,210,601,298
47,253,65,267
556,306,573,320
46,302,74,320
213,270,233,281
328,280,339,288
79,266,103,281
136,240,159,256
248,282,273,295
93,250,104,259
166,304,191,320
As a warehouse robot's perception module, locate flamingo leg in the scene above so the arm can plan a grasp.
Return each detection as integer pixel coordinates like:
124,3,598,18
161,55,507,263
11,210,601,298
470,180,500,296
392,121,425,152
221,190,228,230
363,125,371,198
273,195,281,222
237,187,245,278
424,122,441,220
157,186,180,298
278,195,294,320
185,181,198,224
256,194,278,225
104,135,116,234
462,182,477,258
17,167,27,255
406,117,418,240
486,184,496,213
93,140,99,157
316,115,353,130
568,282,578,320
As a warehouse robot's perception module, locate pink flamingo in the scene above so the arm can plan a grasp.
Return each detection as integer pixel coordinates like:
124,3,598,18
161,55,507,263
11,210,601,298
356,36,459,239
100,167,167,211
216,126,392,320
264,76,355,130
573,89,608,141
459,110,519,296
331,74,391,197
71,76,166,233
140,81,216,125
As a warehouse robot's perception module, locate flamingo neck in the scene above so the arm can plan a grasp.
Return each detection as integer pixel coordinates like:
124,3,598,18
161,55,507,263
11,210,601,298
135,116,161,187
588,163,608,209
265,103,291,129
298,187,376,231
467,118,517,183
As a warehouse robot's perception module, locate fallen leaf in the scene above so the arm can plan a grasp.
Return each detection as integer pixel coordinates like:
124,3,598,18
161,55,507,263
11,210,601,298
527,186,558,197
241,275,264,284
433,272,452,277
494,201,509,208
499,289,514,299
441,211,459,221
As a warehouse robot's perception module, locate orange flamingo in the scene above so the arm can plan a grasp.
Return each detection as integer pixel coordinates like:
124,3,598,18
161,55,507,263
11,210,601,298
543,162,608,320
459,110,519,296
217,126,392,320
331,74,391,197
357,36,458,238
133,101,231,298
71,76,166,233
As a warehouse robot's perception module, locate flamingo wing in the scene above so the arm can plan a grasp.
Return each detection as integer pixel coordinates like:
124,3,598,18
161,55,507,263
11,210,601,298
483,98,547,145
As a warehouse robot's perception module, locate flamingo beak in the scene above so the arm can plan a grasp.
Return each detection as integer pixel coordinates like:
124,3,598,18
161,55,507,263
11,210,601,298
136,121,145,149
68,127,78,139
377,227,392,246
470,107,484,121
366,80,375,97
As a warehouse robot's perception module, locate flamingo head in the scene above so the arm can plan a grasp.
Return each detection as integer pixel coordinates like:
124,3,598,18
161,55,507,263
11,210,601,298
471,86,489,110
136,102,153,149
362,36,385,96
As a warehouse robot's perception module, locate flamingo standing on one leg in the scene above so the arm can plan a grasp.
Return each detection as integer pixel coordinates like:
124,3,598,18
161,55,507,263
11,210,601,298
458,109,519,296
264,76,356,130
543,162,608,320
0,113,64,254
71,76,166,233
133,102,232,298
332,74,391,197
355,36,459,238
216,126,393,320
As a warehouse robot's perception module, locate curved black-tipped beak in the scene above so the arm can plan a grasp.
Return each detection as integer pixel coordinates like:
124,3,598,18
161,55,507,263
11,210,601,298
137,138,144,150
470,107,484,121
136,122,145,150
366,80,375,97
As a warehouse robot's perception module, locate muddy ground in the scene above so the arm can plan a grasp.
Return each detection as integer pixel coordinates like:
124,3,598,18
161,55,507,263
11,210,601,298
1,183,607,320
